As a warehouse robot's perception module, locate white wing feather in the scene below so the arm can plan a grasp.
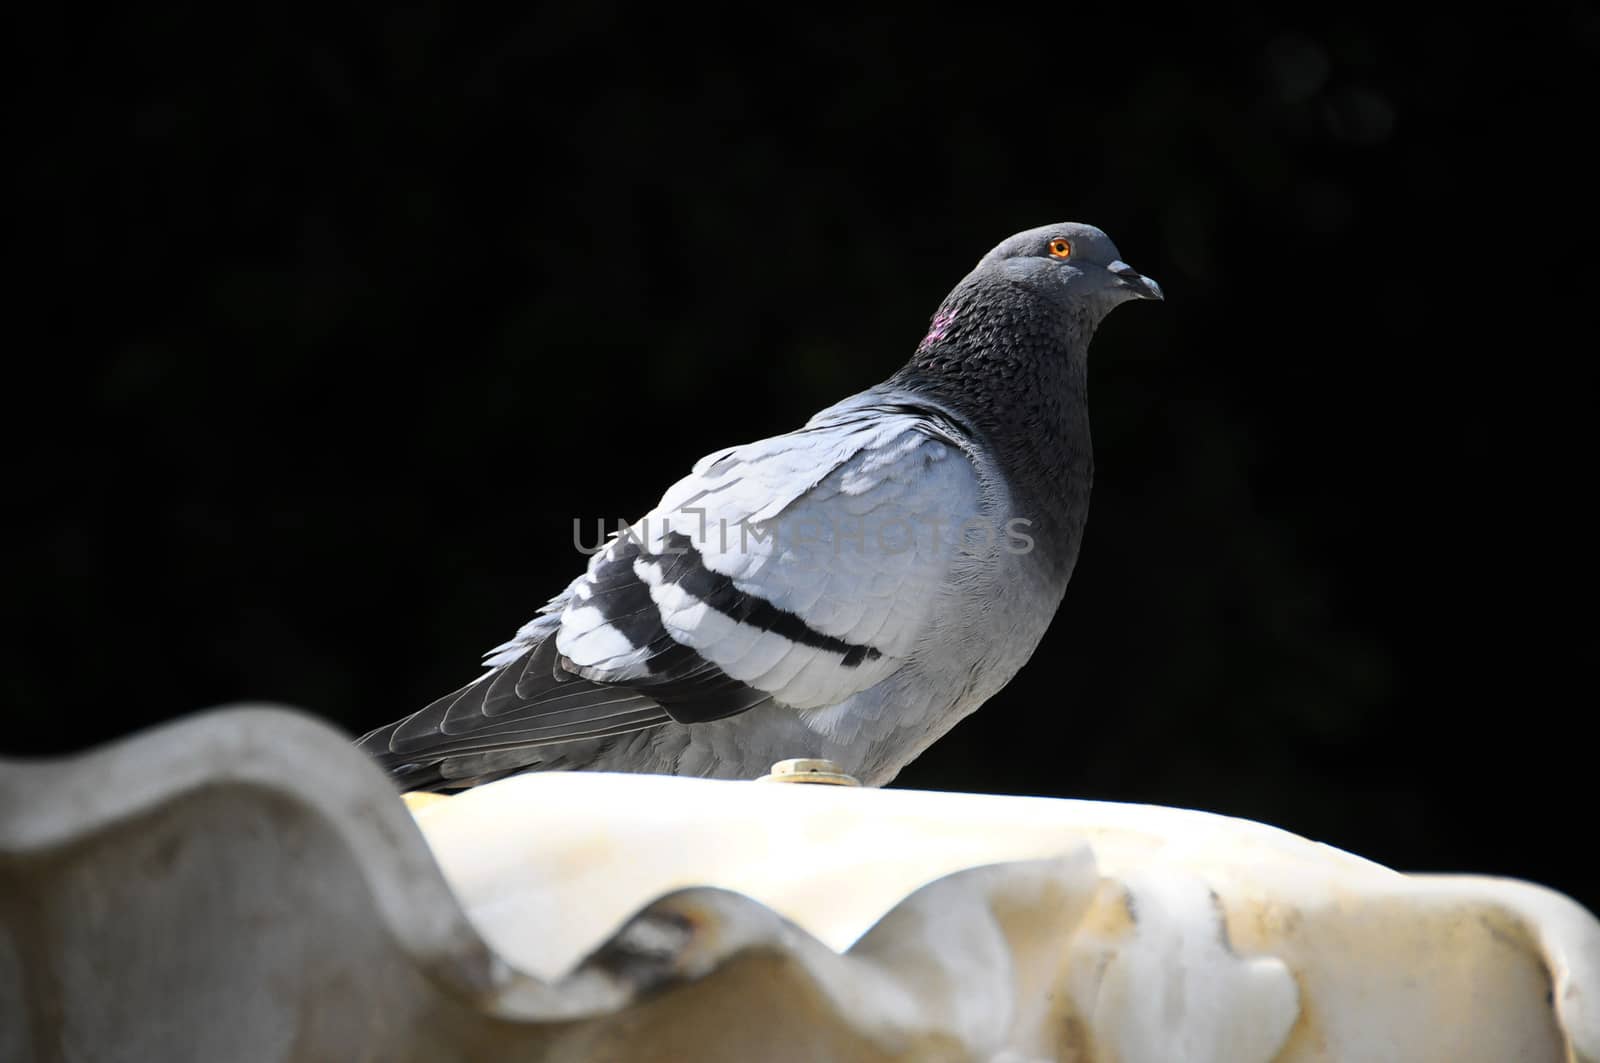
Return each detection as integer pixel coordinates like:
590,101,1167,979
551,400,985,712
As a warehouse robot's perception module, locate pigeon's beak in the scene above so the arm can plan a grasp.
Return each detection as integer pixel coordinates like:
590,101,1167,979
1108,261,1164,301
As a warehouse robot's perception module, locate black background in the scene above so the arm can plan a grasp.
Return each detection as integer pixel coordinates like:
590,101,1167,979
8,8,1596,910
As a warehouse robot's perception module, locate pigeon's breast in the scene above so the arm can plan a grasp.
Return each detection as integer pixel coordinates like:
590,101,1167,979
925,475,1078,701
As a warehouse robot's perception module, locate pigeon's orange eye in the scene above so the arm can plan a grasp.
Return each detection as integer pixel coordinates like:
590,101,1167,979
1048,238,1072,259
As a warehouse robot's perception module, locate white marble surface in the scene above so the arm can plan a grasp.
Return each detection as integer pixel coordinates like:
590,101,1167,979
2,706,1596,1062
413,771,1600,1062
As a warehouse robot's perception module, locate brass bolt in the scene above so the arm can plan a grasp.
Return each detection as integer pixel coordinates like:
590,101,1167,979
757,758,861,786
401,791,452,812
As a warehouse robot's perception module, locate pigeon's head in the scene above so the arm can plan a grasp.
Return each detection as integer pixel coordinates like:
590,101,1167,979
976,222,1163,313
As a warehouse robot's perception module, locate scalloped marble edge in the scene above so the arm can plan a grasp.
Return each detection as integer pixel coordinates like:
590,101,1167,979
1407,874,1600,1062
1,706,1596,1062
407,768,1600,1060
0,706,506,1001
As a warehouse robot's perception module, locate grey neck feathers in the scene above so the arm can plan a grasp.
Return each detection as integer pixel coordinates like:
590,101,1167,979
887,274,1100,584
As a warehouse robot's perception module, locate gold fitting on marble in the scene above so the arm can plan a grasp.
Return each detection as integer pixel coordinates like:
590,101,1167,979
401,791,453,812
757,758,861,786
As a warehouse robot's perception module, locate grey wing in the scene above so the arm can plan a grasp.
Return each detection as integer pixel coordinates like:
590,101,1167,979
356,542,774,789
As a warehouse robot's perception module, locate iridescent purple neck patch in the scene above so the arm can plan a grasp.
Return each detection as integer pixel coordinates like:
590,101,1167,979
917,307,957,351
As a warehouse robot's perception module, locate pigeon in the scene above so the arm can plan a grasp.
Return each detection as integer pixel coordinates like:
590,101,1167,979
359,223,1161,790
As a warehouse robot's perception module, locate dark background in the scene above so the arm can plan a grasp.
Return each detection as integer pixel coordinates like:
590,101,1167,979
8,8,1596,909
